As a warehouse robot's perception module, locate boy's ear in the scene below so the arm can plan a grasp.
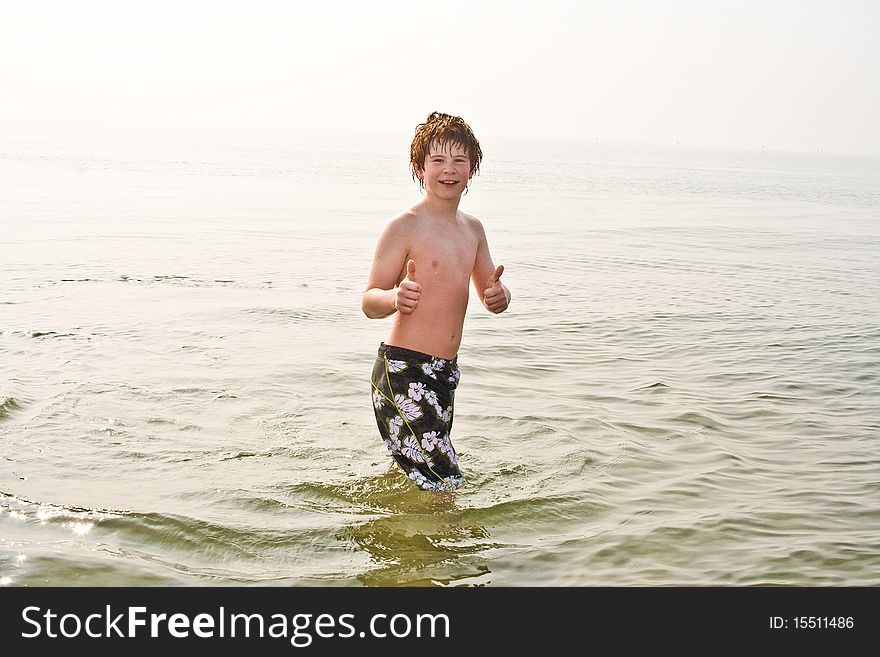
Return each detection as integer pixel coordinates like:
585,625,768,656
412,160,425,178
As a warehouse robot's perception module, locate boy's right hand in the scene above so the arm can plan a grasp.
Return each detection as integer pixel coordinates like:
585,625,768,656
394,260,421,315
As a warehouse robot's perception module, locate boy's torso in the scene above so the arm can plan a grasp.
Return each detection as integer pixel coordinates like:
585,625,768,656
387,208,480,360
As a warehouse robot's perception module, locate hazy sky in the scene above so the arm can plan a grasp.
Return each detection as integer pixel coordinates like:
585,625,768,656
2,0,878,154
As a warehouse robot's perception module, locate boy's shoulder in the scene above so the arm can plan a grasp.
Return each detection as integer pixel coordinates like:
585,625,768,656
460,210,482,225
459,210,485,235
382,206,419,232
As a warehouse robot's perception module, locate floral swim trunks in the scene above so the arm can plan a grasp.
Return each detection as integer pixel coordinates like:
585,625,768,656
371,343,465,491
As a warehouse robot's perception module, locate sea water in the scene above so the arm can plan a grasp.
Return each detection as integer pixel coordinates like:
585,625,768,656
1,123,878,586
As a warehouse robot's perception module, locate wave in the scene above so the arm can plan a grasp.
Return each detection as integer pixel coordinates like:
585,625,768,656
0,396,22,419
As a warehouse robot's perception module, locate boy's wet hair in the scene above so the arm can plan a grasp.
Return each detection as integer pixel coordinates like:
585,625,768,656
410,112,483,189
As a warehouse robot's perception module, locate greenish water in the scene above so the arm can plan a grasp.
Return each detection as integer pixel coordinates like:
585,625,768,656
2,126,878,585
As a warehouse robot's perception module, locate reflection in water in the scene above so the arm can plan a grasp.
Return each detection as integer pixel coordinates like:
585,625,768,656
339,468,495,586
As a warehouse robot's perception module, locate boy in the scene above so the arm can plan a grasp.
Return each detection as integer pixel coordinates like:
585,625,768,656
362,112,511,491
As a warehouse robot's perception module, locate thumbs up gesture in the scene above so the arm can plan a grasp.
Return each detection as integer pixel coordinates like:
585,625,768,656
484,264,510,314
394,259,421,315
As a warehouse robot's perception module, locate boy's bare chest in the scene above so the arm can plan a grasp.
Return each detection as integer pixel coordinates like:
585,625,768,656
412,225,477,280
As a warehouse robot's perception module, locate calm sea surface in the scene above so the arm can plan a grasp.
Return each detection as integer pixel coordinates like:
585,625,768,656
1,124,878,586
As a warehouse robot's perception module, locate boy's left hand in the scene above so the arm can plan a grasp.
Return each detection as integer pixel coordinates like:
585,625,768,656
484,265,509,314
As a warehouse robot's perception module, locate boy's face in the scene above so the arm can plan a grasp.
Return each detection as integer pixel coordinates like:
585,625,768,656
414,141,473,197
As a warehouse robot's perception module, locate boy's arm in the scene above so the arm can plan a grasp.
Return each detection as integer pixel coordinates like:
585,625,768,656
362,217,420,319
471,219,511,314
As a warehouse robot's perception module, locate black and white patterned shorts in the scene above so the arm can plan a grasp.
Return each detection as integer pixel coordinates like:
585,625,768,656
370,343,465,491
